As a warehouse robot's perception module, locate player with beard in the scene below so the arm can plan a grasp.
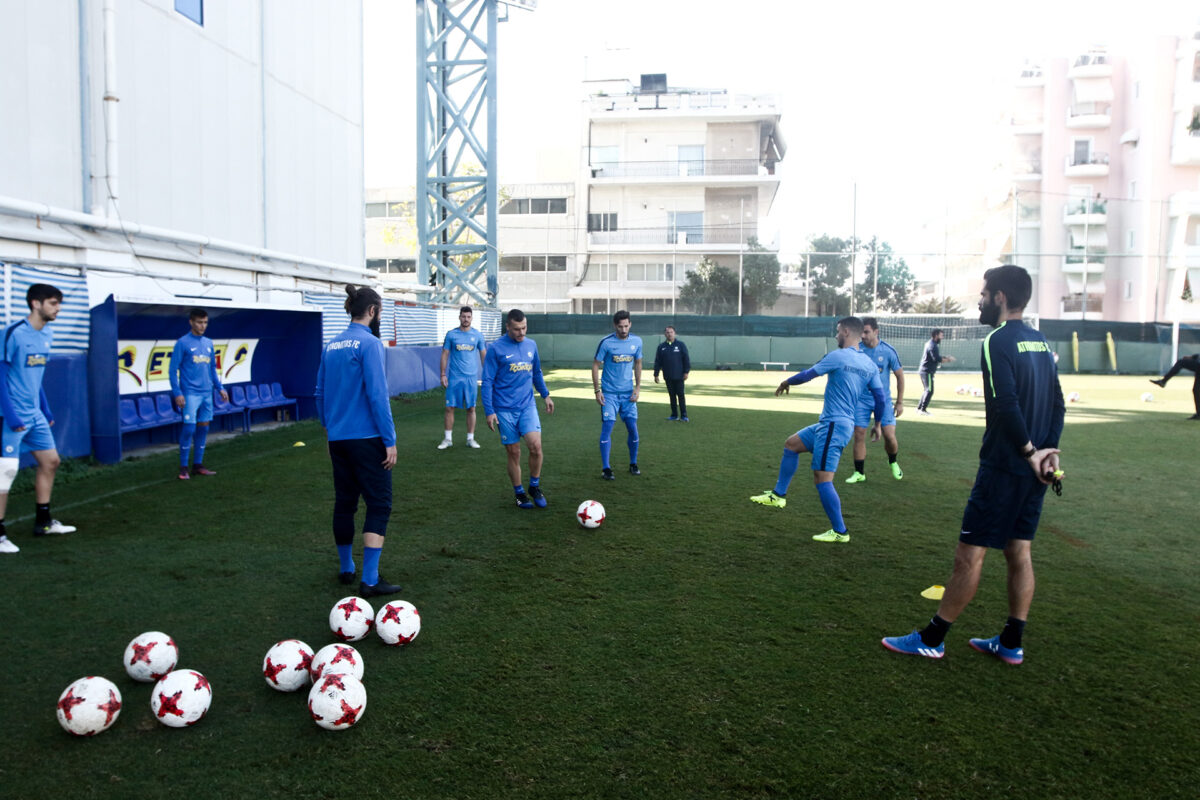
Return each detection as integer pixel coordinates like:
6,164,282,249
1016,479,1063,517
883,265,1064,664
314,285,401,597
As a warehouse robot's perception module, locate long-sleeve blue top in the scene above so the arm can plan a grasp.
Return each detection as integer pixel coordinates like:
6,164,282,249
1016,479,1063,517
786,347,886,423
979,320,1065,475
481,334,549,415
169,332,223,396
314,322,396,446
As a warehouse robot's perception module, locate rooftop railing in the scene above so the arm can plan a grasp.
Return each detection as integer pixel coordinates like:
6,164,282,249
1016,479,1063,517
587,225,753,246
591,159,762,178
1065,199,1107,215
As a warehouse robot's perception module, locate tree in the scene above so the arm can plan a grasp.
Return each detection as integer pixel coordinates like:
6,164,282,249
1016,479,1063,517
740,237,782,314
679,258,739,315
806,235,853,317
912,297,965,314
853,238,916,313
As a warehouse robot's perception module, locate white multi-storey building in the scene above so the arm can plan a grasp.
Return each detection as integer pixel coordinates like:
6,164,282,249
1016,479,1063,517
1000,32,1200,322
0,0,371,307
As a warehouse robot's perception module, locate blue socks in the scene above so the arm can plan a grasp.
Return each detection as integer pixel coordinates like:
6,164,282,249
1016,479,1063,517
179,423,196,467
774,449,799,497
530,476,539,488
362,546,382,586
599,419,615,470
193,424,209,465
337,544,354,574
816,481,846,533
626,419,639,464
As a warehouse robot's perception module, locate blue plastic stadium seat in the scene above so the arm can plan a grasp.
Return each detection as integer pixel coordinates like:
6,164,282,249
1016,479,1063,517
155,393,176,422
271,382,290,401
245,384,262,406
256,383,273,403
213,388,232,411
119,398,141,431
230,385,248,407
136,396,158,426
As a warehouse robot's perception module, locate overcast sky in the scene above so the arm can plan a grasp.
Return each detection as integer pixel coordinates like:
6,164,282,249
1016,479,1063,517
364,0,1197,273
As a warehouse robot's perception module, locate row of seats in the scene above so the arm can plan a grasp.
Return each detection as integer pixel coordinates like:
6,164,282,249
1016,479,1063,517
119,382,298,434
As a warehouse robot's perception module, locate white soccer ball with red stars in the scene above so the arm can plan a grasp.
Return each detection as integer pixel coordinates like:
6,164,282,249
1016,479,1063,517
329,596,374,642
308,671,367,731
56,676,122,736
262,639,314,692
1067,391,1081,403
151,669,212,728
310,643,364,682
123,631,178,683
375,600,420,646
576,500,605,529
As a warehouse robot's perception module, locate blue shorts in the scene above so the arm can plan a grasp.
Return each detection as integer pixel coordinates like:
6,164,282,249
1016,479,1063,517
445,376,478,409
959,465,1048,549
2,410,56,456
182,392,214,424
854,397,896,428
797,418,853,473
496,405,541,445
600,394,638,422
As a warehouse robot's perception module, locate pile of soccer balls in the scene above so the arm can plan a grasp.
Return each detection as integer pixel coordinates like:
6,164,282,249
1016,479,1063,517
261,597,421,731
55,597,421,737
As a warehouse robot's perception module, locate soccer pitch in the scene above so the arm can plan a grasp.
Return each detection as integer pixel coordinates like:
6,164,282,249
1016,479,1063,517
2,371,1197,799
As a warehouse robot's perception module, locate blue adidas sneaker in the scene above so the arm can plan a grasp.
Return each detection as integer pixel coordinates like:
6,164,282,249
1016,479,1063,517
881,630,944,659
968,635,1024,665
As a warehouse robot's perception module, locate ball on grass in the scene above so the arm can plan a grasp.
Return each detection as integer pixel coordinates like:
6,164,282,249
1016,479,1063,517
262,639,314,692
151,669,212,728
576,500,605,529
56,676,122,736
375,600,421,646
123,631,178,682
310,643,364,682
329,596,374,642
308,672,366,731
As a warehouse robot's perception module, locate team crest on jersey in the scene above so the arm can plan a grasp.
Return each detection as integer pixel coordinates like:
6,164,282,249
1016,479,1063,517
25,353,48,367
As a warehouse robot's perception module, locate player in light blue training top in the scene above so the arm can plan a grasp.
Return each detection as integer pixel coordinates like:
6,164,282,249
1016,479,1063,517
438,306,486,450
481,308,554,509
0,283,76,554
845,317,905,484
592,309,643,480
169,308,228,480
751,317,886,543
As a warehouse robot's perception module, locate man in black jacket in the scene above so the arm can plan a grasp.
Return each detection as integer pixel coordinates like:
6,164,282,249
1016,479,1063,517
1150,354,1200,419
653,326,691,421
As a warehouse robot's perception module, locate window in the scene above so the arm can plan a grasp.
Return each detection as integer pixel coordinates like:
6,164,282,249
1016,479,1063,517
366,203,387,218
588,263,617,281
500,256,529,272
1124,280,1134,300
627,263,673,281
1193,53,1200,81
588,213,618,232
578,299,612,314
547,256,567,271
669,211,703,244
499,256,568,272
1129,180,1137,199
547,198,567,214
1127,229,1135,250
367,259,387,271
530,199,549,214
386,202,412,218
174,0,203,25
626,298,669,312
676,144,705,176
500,197,567,214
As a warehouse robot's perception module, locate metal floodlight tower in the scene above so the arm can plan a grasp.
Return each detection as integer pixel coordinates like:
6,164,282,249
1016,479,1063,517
416,0,535,307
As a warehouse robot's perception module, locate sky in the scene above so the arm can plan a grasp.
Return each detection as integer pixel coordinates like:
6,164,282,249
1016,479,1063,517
363,0,1197,276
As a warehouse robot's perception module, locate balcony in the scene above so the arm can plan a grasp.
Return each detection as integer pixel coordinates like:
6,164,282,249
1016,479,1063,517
1060,295,1104,315
1063,199,1107,226
1009,114,1043,135
1065,151,1109,177
587,225,753,250
1066,102,1111,129
590,159,762,180
1068,53,1112,79
1011,159,1042,182
1062,252,1106,274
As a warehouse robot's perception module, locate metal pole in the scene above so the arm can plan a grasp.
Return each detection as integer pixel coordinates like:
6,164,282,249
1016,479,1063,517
1082,199,1089,321
850,183,856,316
871,243,878,312
804,252,810,317
671,204,676,316
737,196,744,316
943,202,951,314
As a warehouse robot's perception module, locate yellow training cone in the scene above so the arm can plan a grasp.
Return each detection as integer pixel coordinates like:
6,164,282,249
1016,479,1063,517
921,585,945,600
293,441,306,447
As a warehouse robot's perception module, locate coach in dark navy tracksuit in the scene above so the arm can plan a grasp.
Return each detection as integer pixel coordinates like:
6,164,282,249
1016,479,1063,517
653,326,691,421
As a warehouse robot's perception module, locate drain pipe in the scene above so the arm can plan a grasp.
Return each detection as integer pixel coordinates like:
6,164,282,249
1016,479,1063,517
101,0,119,218
78,0,92,214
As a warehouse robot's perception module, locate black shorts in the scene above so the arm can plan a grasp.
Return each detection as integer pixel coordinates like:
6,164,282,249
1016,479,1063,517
959,465,1047,549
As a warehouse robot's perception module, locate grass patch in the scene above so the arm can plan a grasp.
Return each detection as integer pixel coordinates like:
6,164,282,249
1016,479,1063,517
0,372,1196,799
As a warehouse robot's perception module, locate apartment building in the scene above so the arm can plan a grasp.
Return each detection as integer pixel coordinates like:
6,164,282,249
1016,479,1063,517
1000,31,1200,322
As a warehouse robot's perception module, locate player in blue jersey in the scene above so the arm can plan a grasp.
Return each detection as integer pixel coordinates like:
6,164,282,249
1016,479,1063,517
0,284,76,554
481,309,554,509
845,317,905,483
593,310,643,480
314,285,401,598
750,317,886,543
169,308,229,480
884,265,1064,664
438,306,487,450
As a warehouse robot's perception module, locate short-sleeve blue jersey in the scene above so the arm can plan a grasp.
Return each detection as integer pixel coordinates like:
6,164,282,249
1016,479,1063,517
443,327,486,380
594,334,643,395
314,323,396,446
2,321,52,417
481,334,549,415
169,333,223,397
856,340,901,407
811,347,884,423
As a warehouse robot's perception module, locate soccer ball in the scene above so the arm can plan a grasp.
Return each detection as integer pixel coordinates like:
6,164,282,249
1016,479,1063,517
123,631,179,682
56,676,122,736
151,669,212,728
955,385,970,395
262,639,314,692
1067,391,1081,403
308,672,367,731
375,601,421,646
970,387,984,397
329,596,374,642
1140,392,1154,403
576,500,605,529
310,643,364,682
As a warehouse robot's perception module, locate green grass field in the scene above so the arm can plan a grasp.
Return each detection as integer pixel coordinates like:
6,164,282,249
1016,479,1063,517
1,371,1197,799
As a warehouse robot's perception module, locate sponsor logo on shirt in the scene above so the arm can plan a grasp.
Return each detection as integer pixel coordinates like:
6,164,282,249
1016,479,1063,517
508,363,533,373
190,354,212,365
455,344,475,351
612,354,635,363
25,353,48,367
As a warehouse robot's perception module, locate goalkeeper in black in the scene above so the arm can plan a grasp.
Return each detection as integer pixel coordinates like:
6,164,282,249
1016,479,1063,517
883,264,1064,664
